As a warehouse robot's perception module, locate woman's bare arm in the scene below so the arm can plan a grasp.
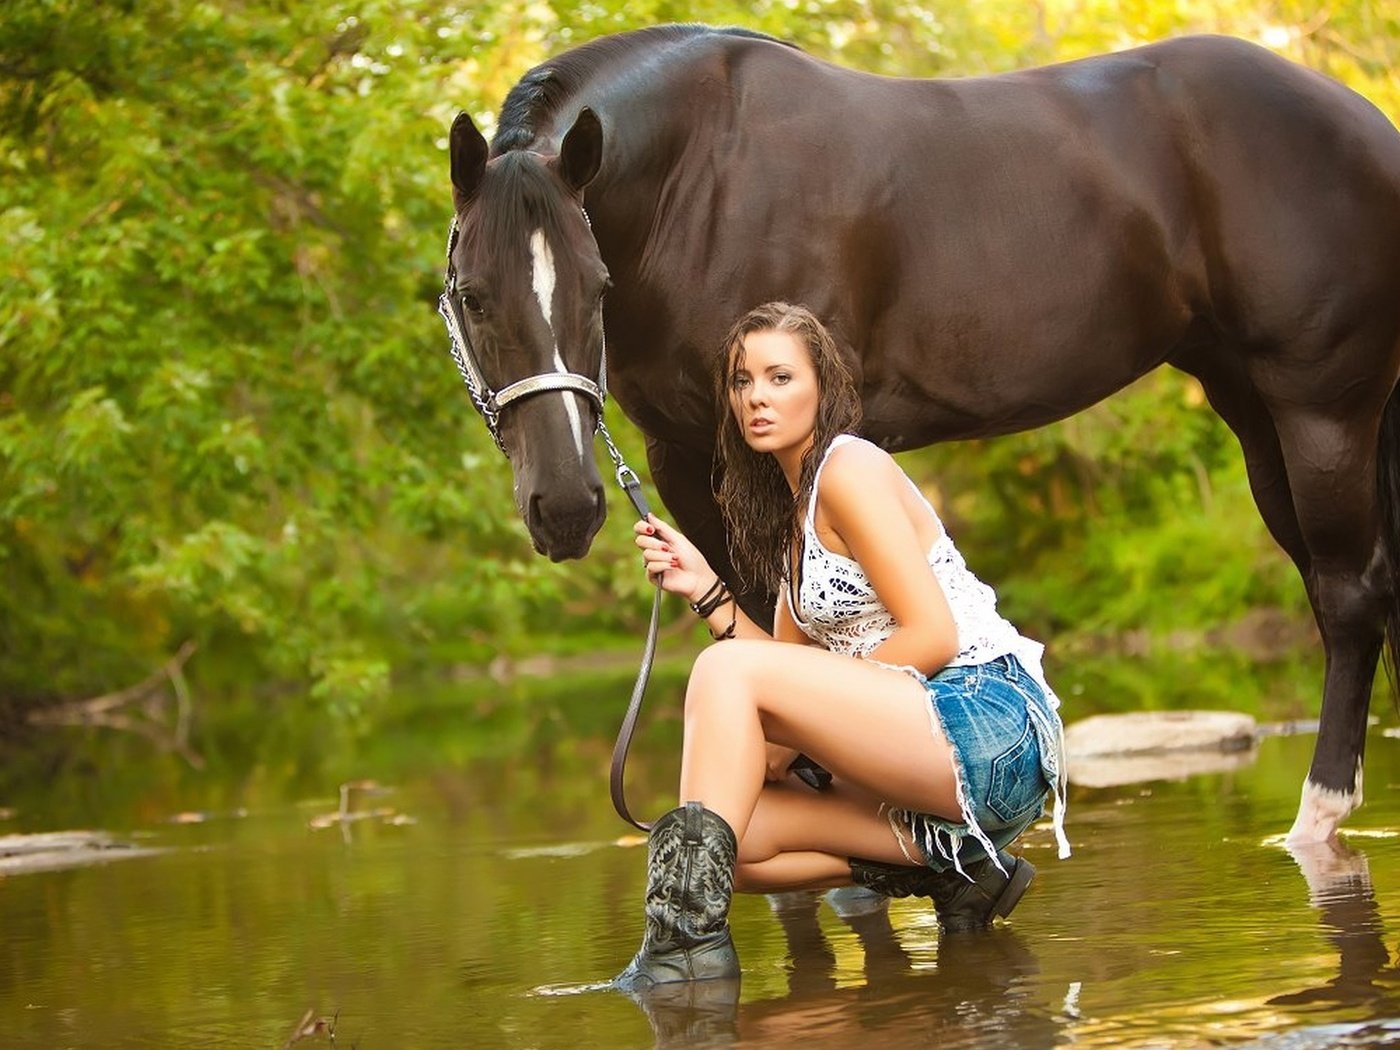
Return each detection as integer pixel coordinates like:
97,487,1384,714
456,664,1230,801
634,514,770,641
816,443,958,674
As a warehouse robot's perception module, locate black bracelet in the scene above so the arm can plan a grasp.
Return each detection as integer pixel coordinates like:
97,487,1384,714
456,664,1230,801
708,596,737,641
689,577,729,617
696,588,730,618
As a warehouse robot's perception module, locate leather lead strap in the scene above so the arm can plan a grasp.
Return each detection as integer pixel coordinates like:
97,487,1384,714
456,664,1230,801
607,466,659,833
443,211,660,834
609,580,662,833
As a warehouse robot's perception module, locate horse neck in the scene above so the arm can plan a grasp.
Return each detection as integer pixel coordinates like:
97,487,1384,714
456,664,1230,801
565,71,711,315
532,32,778,440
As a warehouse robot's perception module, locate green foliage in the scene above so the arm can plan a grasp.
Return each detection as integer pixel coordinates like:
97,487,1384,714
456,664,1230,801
0,0,563,713
2,0,1396,732
906,372,1312,645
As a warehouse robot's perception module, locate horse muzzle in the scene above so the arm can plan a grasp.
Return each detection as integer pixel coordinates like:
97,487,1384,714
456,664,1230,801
522,482,607,561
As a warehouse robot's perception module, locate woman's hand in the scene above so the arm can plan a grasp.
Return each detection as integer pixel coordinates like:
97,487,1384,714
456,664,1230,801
633,513,719,603
764,743,800,783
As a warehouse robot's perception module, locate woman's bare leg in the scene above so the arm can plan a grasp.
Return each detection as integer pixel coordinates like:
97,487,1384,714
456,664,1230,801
734,780,927,892
677,640,960,851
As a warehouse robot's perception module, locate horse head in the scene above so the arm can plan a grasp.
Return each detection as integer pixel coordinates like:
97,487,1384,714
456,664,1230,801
447,109,610,560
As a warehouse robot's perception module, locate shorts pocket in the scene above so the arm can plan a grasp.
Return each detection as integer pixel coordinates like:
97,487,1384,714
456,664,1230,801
985,720,1046,826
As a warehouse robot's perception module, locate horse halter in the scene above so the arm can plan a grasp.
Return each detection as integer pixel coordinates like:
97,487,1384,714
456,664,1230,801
435,212,644,497
436,214,608,446
436,209,677,834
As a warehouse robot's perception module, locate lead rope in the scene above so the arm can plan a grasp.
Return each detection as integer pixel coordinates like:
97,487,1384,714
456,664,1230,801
556,215,656,833
440,210,657,832
598,428,660,834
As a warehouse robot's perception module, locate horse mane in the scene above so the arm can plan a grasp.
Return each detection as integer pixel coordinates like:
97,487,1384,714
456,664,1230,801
491,24,791,154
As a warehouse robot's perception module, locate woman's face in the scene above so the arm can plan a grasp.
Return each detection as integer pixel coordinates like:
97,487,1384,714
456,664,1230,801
728,329,820,460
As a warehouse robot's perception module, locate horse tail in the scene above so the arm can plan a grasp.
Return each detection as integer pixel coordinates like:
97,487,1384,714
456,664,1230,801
1378,380,1400,692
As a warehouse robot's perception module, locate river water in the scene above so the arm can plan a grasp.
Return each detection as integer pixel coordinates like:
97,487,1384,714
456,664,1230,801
5,676,1400,1048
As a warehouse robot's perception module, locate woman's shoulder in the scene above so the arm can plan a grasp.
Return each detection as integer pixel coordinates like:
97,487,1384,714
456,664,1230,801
822,434,897,473
816,436,902,497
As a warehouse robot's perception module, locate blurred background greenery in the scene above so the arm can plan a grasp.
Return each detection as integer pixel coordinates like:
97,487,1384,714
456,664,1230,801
3,0,1397,760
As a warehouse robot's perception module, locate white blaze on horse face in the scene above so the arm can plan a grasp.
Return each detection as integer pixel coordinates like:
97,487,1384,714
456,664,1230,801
529,228,586,460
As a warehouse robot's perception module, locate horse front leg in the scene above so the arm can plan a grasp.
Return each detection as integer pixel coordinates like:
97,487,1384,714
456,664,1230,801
643,434,775,631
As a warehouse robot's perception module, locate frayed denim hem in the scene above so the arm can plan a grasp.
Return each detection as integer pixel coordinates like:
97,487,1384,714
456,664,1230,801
884,653,1070,881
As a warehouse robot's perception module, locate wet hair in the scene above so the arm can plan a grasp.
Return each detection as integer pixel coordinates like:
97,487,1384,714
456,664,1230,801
713,302,862,593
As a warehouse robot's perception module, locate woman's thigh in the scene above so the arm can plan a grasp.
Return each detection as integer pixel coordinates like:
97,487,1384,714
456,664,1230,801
686,641,961,820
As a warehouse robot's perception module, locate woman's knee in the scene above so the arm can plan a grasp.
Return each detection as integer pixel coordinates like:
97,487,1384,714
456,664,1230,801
690,639,768,685
684,640,768,717
733,861,765,894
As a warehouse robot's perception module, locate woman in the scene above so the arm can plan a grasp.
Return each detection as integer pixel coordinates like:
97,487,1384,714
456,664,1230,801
614,302,1069,990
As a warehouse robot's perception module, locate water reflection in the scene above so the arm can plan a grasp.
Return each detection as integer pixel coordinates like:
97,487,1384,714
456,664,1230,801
622,979,741,1048
16,715,1400,1047
766,887,911,991
1272,840,1400,1010
625,888,1058,1048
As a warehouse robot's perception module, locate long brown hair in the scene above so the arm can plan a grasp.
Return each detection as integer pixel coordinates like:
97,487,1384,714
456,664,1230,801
714,302,862,593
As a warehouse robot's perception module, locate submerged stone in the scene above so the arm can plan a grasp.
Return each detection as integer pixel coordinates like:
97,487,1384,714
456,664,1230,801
0,830,162,876
1064,710,1259,788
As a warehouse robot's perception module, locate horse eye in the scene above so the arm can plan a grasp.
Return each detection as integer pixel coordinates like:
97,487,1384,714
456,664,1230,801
461,292,483,316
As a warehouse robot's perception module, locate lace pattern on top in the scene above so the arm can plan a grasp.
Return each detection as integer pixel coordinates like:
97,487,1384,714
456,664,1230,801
785,435,1045,692
783,434,1071,861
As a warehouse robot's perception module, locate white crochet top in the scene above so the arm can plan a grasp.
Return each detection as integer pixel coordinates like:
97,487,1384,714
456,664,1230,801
782,435,1070,862
783,435,1055,703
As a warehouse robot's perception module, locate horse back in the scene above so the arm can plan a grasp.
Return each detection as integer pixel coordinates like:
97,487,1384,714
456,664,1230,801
1127,37,1400,397
583,31,1400,441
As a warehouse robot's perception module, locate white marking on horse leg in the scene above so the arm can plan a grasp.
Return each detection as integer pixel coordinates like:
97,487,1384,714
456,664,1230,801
529,228,585,461
1285,759,1364,845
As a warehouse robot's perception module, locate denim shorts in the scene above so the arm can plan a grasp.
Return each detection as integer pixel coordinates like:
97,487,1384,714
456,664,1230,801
888,653,1062,874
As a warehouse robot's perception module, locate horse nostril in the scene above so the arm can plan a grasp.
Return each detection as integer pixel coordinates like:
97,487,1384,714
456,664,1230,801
527,492,544,530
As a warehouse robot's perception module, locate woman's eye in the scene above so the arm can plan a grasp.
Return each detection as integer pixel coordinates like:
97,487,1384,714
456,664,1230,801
730,375,750,390
773,373,790,384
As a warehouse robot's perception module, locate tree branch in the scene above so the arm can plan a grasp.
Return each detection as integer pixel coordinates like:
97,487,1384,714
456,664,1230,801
27,641,204,767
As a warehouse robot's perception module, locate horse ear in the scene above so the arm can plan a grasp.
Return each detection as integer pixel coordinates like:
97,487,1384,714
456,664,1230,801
450,111,489,210
558,108,603,194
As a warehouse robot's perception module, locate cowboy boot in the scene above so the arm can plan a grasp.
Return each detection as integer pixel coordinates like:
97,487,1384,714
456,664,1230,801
614,802,741,989
848,850,1036,933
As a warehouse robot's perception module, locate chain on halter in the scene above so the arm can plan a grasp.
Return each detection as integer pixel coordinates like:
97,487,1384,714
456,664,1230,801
436,213,649,511
437,206,658,831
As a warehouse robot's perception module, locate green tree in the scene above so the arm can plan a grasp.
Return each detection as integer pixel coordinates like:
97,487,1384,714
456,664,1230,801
2,0,1396,742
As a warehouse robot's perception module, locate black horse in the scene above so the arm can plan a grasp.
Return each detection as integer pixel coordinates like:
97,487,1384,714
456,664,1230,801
443,25,1400,845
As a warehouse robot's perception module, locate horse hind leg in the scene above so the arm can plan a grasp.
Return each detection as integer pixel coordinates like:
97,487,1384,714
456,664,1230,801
1182,355,1310,572
1185,346,1396,845
1270,387,1400,845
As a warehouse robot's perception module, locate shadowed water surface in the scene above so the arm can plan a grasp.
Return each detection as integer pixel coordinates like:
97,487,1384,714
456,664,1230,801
5,700,1400,1048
